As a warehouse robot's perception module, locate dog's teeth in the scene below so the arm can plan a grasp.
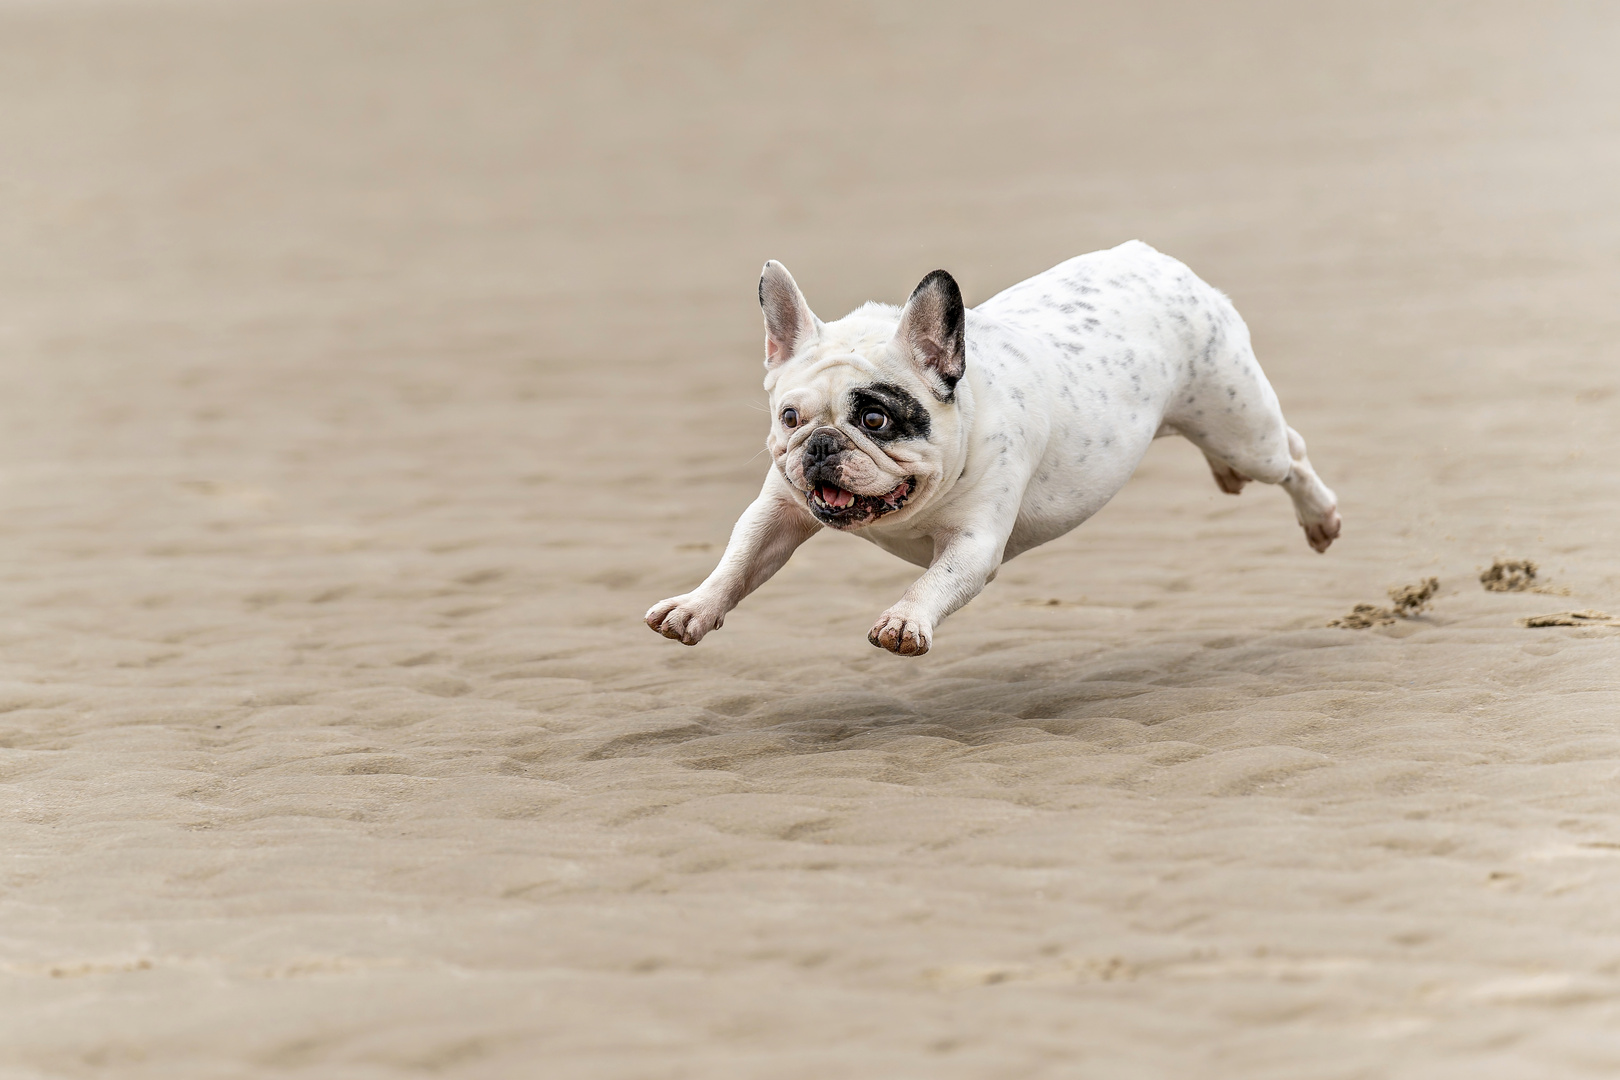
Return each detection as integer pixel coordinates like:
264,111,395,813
817,485,855,509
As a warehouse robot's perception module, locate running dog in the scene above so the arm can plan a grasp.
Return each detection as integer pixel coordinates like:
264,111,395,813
646,241,1341,655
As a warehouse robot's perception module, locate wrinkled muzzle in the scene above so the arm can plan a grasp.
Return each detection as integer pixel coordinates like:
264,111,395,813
793,427,914,529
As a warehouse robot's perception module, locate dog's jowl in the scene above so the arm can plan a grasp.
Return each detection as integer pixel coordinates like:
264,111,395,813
646,241,1341,656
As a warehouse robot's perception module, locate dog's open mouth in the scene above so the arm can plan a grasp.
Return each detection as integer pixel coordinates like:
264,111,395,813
807,477,914,527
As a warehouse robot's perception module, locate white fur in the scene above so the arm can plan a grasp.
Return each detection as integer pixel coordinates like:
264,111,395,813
647,241,1340,655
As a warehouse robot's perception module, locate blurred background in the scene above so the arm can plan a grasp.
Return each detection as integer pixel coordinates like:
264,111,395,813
1,1,1615,574
2,2,1620,1076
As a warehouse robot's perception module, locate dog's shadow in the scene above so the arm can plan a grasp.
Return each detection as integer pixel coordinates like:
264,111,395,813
576,629,1368,789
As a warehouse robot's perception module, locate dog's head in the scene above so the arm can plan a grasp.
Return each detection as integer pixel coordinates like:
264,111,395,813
759,261,968,530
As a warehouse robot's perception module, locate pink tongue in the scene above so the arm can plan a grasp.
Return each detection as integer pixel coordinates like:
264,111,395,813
820,486,854,509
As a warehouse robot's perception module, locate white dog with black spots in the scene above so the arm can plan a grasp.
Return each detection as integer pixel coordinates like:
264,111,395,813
648,240,1341,655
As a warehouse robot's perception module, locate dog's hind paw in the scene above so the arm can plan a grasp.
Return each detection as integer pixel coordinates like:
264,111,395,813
1205,455,1250,495
1302,507,1342,553
868,608,932,656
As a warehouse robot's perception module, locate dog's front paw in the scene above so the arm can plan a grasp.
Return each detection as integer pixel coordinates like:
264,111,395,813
645,594,724,646
868,608,933,656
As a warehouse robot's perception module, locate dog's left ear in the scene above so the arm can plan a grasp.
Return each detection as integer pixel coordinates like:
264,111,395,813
895,269,965,399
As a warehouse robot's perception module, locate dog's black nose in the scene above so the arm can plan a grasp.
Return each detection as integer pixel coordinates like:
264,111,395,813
803,428,843,465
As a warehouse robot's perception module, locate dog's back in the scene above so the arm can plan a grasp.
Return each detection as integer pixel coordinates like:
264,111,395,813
969,242,1321,557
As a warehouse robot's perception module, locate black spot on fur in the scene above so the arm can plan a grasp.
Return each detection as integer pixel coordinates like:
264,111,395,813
849,383,932,442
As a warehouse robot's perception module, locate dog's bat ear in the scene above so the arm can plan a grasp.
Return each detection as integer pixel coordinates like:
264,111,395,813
759,260,819,368
895,269,965,399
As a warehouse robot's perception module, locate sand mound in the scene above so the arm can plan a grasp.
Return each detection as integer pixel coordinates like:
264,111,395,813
1522,610,1618,628
1328,577,1439,628
1481,558,1539,592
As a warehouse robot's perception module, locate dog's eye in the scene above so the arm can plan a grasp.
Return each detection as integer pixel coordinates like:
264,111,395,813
862,410,889,430
781,407,799,428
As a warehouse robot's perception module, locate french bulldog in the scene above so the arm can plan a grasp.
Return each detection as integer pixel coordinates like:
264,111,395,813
646,240,1341,656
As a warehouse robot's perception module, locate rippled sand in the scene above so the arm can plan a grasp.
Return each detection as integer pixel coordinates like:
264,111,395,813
2,2,1619,1076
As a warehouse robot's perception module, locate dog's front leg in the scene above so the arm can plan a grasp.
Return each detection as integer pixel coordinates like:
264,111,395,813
868,526,1007,656
645,474,820,646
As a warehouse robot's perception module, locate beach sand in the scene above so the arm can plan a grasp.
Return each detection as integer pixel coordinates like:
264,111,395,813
2,1,1619,1076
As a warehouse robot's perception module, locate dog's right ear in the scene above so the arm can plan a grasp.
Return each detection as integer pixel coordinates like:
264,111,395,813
759,261,819,368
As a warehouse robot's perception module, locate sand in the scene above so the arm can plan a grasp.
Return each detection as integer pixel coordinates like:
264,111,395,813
1,1,1619,1076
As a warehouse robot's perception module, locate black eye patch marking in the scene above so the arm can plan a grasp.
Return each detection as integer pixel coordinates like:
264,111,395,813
847,383,932,442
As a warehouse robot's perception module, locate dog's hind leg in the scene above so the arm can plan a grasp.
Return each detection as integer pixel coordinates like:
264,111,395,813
1166,361,1341,552
1203,453,1250,495
1156,284,1341,552
1278,426,1341,553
